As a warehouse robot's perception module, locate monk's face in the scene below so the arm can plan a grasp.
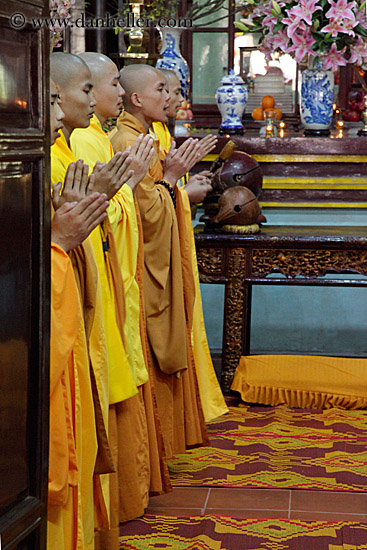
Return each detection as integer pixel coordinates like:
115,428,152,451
58,65,96,130
93,63,124,120
138,71,170,124
50,80,65,145
166,74,184,118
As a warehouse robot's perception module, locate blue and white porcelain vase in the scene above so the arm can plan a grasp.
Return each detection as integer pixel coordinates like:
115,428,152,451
300,57,334,132
215,69,248,135
156,28,190,99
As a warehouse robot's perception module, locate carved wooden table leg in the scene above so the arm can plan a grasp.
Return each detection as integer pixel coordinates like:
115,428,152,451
221,248,250,394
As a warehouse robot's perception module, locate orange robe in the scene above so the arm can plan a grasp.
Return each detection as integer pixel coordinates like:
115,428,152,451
111,112,209,459
71,116,170,534
152,122,228,422
48,243,97,550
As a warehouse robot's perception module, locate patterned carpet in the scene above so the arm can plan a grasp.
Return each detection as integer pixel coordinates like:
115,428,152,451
168,406,367,491
119,515,367,549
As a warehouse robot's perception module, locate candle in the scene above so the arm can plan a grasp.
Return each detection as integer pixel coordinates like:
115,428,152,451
336,120,344,129
279,121,285,129
279,129,285,138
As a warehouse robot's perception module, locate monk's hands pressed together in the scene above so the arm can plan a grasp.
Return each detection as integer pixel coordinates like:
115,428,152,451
90,149,134,199
163,138,202,187
52,159,90,211
184,171,213,204
196,134,218,162
123,133,154,193
51,193,109,253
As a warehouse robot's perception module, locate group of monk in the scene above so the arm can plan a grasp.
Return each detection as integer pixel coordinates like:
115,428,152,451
49,51,228,550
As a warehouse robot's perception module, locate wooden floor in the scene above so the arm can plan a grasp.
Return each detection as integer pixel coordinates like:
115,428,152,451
147,486,367,521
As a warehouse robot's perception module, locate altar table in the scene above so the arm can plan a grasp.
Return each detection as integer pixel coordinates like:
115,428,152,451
194,226,367,394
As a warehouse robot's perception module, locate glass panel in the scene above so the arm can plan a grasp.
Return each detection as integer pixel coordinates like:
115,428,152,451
193,0,228,28
0,165,31,514
0,29,30,114
251,282,367,356
192,32,228,104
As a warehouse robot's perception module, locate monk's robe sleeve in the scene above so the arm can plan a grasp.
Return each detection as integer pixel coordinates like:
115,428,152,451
49,243,80,506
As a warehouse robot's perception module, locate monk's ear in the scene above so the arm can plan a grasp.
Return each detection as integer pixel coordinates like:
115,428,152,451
130,91,142,108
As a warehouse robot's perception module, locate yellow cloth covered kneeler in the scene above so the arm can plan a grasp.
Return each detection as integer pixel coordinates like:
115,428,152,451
152,121,228,421
232,354,367,409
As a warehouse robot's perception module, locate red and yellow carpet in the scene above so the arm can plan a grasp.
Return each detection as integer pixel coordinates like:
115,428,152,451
119,515,367,549
168,406,367,491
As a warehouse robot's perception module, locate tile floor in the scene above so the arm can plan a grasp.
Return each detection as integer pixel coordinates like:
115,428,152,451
147,398,367,521
147,487,367,521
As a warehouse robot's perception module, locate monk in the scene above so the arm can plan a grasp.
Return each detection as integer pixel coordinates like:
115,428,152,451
153,68,228,422
50,52,139,548
70,52,171,539
111,64,210,459
48,79,110,550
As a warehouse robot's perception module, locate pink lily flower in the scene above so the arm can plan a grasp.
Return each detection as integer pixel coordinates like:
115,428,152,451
272,29,291,52
349,36,367,64
284,16,306,39
288,29,317,62
323,42,348,70
321,17,356,37
286,0,322,26
325,0,358,21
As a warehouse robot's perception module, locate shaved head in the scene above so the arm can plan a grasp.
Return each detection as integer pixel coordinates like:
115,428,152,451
78,52,116,84
50,52,91,89
119,64,166,108
157,68,180,85
78,52,124,123
118,64,170,129
50,52,95,139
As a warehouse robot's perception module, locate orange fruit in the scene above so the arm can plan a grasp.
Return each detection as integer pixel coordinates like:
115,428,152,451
274,107,282,120
252,107,264,121
261,95,275,109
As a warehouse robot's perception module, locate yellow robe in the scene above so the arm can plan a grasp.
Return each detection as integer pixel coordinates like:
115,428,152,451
70,117,170,531
71,116,148,386
152,122,228,422
111,112,209,459
50,132,137,547
51,131,137,404
48,243,97,550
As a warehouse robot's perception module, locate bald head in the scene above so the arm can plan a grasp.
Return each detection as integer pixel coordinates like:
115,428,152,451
157,68,179,85
78,52,116,84
78,52,124,123
50,52,95,137
119,64,166,108
50,52,91,90
118,64,170,129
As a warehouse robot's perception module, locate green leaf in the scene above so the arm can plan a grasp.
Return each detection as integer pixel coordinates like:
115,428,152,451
355,23,367,37
313,19,320,29
273,23,283,33
234,21,249,31
359,1,366,11
270,8,279,16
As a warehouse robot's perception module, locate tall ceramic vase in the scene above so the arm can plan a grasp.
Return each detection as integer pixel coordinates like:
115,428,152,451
156,28,190,99
215,69,248,135
300,56,334,136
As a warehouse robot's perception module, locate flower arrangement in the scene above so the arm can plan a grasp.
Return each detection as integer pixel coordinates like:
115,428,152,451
235,0,367,71
49,0,75,49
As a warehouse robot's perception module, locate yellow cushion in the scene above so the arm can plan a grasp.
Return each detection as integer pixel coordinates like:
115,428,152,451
231,354,367,409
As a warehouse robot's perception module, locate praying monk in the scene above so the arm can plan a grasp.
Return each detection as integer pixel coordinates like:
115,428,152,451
50,52,139,547
70,52,171,535
111,64,210,459
153,68,228,422
48,79,111,550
